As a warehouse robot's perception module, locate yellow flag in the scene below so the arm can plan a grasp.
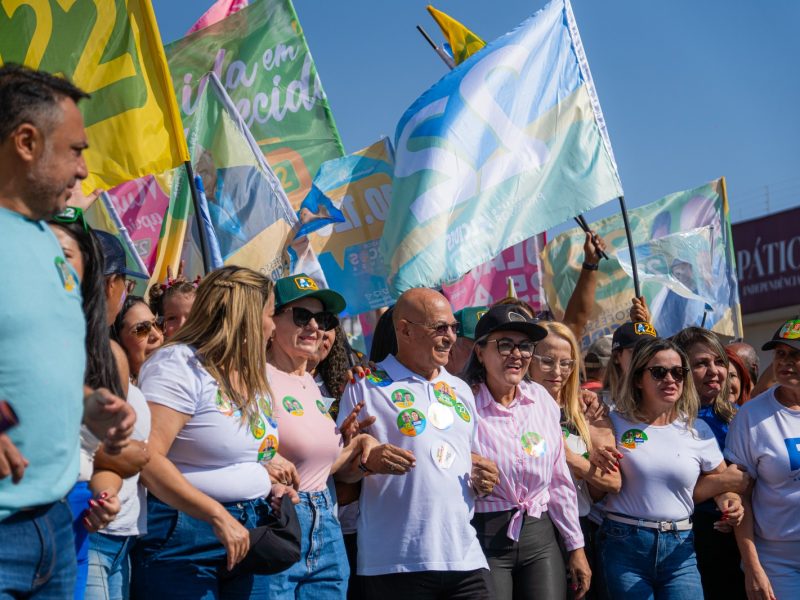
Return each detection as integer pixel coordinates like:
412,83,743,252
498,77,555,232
0,0,189,192
426,5,486,65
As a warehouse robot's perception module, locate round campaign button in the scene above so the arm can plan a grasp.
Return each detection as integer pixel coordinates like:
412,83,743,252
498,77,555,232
431,442,457,470
250,414,266,439
396,408,427,437
433,381,457,406
282,396,304,416
453,402,471,423
258,434,279,462
366,368,393,387
428,402,454,430
258,395,273,418
215,389,234,417
521,432,547,457
390,388,415,408
620,428,648,449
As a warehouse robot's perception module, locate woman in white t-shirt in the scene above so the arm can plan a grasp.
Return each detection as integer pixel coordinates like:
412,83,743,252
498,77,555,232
599,337,743,599
725,319,800,600
131,266,293,599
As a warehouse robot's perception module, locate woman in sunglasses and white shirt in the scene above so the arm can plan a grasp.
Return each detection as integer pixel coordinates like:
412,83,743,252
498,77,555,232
599,337,743,599
112,295,164,384
264,274,388,600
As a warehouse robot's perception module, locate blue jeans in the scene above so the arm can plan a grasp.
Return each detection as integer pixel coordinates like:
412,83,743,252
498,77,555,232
67,481,93,600
130,495,271,600
0,500,77,599
598,519,703,600
85,533,132,600
266,488,349,600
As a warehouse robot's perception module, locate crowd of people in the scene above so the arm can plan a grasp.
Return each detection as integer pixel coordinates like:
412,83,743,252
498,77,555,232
1,65,799,600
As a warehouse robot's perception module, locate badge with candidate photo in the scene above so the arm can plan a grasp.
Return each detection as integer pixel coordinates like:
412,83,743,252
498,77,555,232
521,432,546,457
258,434,279,462
55,256,77,293
282,396,304,416
428,402,454,430
397,408,426,437
433,381,456,406
390,388,415,408
621,428,648,449
250,414,266,439
431,442,457,470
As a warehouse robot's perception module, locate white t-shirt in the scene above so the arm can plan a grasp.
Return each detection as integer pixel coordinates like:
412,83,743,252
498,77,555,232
138,344,273,502
605,412,723,521
337,355,488,576
105,383,150,536
724,387,800,541
562,428,593,517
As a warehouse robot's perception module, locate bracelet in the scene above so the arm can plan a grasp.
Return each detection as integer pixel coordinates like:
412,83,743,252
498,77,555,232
358,462,373,474
582,261,599,271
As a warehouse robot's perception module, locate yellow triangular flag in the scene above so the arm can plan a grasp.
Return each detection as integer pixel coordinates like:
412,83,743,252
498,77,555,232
427,5,486,65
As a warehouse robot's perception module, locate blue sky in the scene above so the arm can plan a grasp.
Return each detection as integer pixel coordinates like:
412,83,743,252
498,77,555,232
154,0,800,229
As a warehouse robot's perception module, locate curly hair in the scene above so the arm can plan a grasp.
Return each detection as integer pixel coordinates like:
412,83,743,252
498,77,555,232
148,279,198,317
317,325,359,419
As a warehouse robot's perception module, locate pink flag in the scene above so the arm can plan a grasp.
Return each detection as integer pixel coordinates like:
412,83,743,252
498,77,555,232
187,0,248,34
442,234,546,312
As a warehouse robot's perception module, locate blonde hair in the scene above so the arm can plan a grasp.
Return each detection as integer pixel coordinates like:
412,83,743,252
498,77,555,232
166,266,273,423
672,327,735,423
616,338,699,427
536,321,592,451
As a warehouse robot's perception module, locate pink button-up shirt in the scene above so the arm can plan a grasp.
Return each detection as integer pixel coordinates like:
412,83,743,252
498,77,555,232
472,380,584,550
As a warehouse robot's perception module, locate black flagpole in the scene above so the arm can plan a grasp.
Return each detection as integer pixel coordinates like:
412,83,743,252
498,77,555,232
618,195,641,298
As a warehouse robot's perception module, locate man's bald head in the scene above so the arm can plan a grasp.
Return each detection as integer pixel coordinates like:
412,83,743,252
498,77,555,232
728,341,760,383
393,288,457,378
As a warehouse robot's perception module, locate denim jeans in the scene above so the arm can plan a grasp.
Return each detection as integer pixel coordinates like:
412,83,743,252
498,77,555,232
130,495,271,600
0,500,77,599
266,488,349,600
85,533,133,600
597,519,703,600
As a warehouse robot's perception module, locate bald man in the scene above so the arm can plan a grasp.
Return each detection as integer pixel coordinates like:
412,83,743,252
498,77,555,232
338,288,497,599
727,342,760,392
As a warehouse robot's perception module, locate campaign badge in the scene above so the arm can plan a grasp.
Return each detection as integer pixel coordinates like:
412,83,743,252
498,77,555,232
434,381,456,406
431,442,457,470
428,402,454,430
366,368,393,387
282,396,304,416
316,399,334,419
55,256,77,293
391,388,415,408
621,428,648,449
634,322,657,337
561,426,570,439
250,414,266,439
397,408,427,437
293,276,318,290
215,389,234,417
779,319,800,340
258,395,273,418
258,434,279,462
453,402,471,423
521,432,546,457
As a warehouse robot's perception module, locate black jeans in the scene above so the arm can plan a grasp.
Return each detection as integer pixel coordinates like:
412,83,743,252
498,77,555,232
473,510,566,600
362,568,493,600
693,509,746,599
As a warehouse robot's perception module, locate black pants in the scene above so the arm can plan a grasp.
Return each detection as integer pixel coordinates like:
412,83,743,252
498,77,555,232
693,509,746,599
473,510,566,600
343,532,365,600
362,568,493,600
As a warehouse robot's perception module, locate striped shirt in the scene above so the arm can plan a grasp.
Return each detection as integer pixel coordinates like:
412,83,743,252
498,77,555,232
472,380,584,549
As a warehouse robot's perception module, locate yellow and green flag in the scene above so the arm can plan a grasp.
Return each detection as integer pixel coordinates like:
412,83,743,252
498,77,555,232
426,5,485,65
0,0,189,192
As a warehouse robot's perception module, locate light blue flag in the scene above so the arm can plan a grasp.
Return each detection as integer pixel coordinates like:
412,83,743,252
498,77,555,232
193,175,224,270
382,0,623,296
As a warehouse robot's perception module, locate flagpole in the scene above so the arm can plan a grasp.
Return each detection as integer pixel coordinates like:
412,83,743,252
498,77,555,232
184,161,211,275
416,25,456,69
618,195,641,298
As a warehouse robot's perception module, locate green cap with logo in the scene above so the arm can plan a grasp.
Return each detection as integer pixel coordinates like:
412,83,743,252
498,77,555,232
274,274,347,314
453,306,489,340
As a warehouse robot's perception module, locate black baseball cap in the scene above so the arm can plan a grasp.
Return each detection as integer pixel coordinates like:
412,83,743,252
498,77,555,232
474,304,547,343
612,321,658,351
94,230,148,279
762,316,800,351
273,273,346,314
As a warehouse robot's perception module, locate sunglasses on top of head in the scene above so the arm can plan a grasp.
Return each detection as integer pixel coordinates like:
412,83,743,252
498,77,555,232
645,366,689,382
283,306,339,331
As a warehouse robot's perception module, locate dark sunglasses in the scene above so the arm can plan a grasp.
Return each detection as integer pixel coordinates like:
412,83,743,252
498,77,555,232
646,366,689,382
488,338,536,358
53,206,88,232
131,318,164,339
283,306,339,331
405,319,459,336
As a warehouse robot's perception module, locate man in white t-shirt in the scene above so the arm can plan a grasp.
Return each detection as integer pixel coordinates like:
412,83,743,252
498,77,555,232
338,288,498,599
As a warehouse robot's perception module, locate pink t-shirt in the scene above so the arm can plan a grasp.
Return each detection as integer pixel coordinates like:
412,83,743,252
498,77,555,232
268,363,342,492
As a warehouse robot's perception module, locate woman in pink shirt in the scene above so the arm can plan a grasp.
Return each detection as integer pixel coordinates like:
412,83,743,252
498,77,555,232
465,305,591,600
264,274,407,600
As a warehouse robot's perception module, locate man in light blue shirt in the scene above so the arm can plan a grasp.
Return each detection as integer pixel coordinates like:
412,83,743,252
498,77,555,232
0,64,135,599
338,288,498,599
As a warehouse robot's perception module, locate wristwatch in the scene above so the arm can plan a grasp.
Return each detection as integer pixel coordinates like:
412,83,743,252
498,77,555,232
582,261,599,271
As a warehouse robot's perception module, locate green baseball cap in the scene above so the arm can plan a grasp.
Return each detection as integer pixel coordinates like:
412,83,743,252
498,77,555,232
454,306,489,339
273,274,346,314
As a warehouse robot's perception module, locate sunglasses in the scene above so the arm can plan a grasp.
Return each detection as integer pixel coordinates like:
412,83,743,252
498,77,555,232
405,320,459,336
532,354,576,373
283,306,339,331
131,318,164,339
53,206,88,232
488,338,536,358
646,366,689,382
